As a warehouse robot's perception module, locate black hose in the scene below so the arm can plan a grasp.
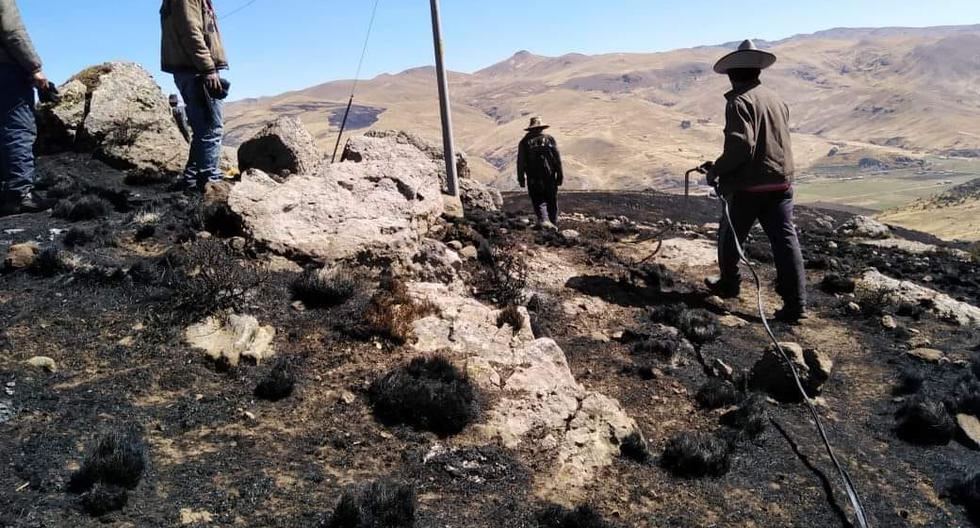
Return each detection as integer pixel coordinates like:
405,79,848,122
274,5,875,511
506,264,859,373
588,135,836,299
716,188,871,528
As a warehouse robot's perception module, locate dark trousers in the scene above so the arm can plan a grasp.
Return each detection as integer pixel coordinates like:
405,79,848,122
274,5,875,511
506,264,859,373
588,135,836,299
0,63,37,202
718,189,806,309
174,73,224,185
527,179,559,225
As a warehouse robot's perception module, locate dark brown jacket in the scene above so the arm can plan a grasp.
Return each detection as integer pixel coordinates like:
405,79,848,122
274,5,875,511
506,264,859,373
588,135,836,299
0,0,42,74
713,81,795,193
160,0,228,74
517,132,564,187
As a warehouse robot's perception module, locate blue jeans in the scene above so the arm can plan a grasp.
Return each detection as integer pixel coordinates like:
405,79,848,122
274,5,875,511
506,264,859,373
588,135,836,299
174,73,223,185
718,189,807,309
0,63,37,201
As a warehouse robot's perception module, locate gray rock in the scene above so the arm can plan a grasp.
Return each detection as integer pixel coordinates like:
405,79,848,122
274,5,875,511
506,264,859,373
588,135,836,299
837,215,891,239
750,342,833,402
40,62,187,173
857,270,980,327
237,116,322,178
4,243,39,270
184,314,276,367
412,239,462,284
26,356,57,373
458,178,503,213
228,131,446,263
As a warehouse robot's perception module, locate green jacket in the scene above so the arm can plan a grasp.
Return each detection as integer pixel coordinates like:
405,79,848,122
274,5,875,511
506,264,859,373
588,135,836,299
713,81,795,193
0,0,42,74
160,0,228,74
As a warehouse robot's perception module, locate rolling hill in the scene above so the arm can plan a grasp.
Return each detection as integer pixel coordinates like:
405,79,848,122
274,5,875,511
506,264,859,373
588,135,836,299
225,24,980,192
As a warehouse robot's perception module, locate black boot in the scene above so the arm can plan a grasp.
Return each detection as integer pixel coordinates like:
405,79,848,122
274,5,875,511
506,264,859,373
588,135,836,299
705,276,741,299
774,305,809,325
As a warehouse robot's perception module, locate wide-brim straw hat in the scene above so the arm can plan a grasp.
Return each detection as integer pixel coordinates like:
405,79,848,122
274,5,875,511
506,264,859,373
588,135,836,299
525,116,550,131
713,39,777,74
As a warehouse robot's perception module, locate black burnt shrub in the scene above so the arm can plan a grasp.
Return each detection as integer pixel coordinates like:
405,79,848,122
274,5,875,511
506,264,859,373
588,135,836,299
720,394,769,439
68,432,146,494
633,262,674,291
255,359,296,402
821,273,856,295
536,504,617,528
292,268,360,308
695,379,740,410
619,432,650,464
134,224,156,241
661,432,730,478
972,354,980,379
648,302,686,326
160,240,265,324
369,356,477,437
951,378,980,416
52,195,112,221
677,309,720,345
496,305,526,332
893,368,925,396
31,247,69,277
476,245,529,306
894,397,955,446
79,483,129,517
632,337,680,362
325,479,415,528
63,226,114,248
950,473,980,523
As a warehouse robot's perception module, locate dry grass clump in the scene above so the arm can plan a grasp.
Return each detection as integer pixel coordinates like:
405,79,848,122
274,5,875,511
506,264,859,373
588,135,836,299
292,268,362,308
358,276,438,344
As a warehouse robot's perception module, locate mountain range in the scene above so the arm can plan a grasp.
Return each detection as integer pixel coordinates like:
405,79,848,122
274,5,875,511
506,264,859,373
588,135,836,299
225,24,980,192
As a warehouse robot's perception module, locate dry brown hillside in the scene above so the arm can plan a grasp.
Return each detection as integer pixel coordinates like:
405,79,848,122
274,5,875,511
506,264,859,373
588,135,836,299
225,25,980,191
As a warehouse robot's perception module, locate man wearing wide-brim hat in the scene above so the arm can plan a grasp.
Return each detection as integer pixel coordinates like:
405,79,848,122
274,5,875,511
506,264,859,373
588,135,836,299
703,40,808,324
517,116,565,228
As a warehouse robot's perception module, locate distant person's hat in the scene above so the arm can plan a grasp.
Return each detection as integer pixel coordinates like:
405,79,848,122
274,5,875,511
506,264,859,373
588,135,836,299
525,116,550,131
713,39,777,74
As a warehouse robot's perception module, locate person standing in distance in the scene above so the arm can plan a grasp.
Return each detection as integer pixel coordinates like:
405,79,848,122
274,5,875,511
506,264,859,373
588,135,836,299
161,0,229,192
517,117,564,229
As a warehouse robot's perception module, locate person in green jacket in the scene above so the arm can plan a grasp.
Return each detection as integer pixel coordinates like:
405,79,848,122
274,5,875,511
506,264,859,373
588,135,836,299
161,0,230,191
0,0,50,216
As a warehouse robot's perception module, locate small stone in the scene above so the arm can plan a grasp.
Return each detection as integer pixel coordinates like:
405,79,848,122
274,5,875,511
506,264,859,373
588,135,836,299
243,411,256,421
881,315,898,330
561,229,580,241
291,300,306,312
25,356,56,373
339,390,356,405
460,246,478,260
908,336,932,349
590,331,611,343
229,237,247,251
957,414,980,449
447,240,464,251
196,231,212,240
3,243,39,270
846,302,862,314
712,359,734,380
827,241,839,250
907,348,945,363
719,315,749,328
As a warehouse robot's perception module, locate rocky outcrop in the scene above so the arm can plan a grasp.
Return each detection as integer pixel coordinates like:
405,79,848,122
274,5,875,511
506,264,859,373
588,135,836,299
228,138,445,263
750,342,833,402
837,215,891,239
237,116,322,178
409,282,639,504
38,62,187,174
459,178,503,213
184,314,276,367
857,270,980,327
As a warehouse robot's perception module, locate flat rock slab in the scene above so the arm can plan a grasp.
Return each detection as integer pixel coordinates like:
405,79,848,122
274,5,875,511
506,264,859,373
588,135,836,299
409,282,639,505
858,270,980,327
184,314,276,367
614,237,717,272
907,348,946,363
957,414,980,449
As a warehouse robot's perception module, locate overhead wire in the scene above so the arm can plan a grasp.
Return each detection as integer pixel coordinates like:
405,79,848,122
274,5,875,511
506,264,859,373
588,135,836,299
219,0,261,20
331,0,382,163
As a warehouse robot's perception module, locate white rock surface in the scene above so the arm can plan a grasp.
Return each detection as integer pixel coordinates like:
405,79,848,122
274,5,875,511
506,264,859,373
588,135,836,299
857,270,980,327
237,116,322,177
838,216,891,239
184,314,276,367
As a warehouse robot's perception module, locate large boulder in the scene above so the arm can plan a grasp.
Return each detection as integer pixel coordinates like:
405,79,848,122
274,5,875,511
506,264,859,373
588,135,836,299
237,116,322,178
837,215,891,239
749,342,833,402
857,269,980,327
228,136,445,263
409,282,640,504
38,62,187,174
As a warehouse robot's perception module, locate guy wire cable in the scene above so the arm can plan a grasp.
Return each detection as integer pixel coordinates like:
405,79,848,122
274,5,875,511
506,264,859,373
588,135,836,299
331,0,382,163
219,0,261,20
714,185,871,528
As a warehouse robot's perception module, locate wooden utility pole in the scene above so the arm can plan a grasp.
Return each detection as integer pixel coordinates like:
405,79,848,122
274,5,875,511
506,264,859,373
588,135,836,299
429,0,459,198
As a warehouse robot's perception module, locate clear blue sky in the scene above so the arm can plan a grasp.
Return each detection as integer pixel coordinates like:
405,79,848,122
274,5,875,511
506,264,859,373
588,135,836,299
17,0,980,100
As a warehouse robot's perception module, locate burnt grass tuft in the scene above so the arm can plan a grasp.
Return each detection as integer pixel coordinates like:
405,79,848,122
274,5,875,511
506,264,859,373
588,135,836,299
661,432,731,478
358,276,439,344
894,368,925,396
325,479,416,528
895,397,955,446
619,432,651,463
648,302,686,326
496,305,526,332
292,268,361,308
52,195,113,221
951,473,980,523
695,379,740,410
369,356,477,437
255,358,296,402
632,337,680,363
821,272,856,294
677,309,720,345
536,504,619,528
31,247,70,277
720,393,769,439
951,378,980,416
68,431,146,508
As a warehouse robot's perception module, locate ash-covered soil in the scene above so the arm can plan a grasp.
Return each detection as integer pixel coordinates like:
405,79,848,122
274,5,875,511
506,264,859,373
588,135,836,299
2,161,979,527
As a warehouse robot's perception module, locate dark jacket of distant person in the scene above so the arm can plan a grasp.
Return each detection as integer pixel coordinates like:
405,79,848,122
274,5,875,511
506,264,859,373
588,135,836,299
160,0,229,74
517,130,564,188
713,80,795,194
0,0,42,74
